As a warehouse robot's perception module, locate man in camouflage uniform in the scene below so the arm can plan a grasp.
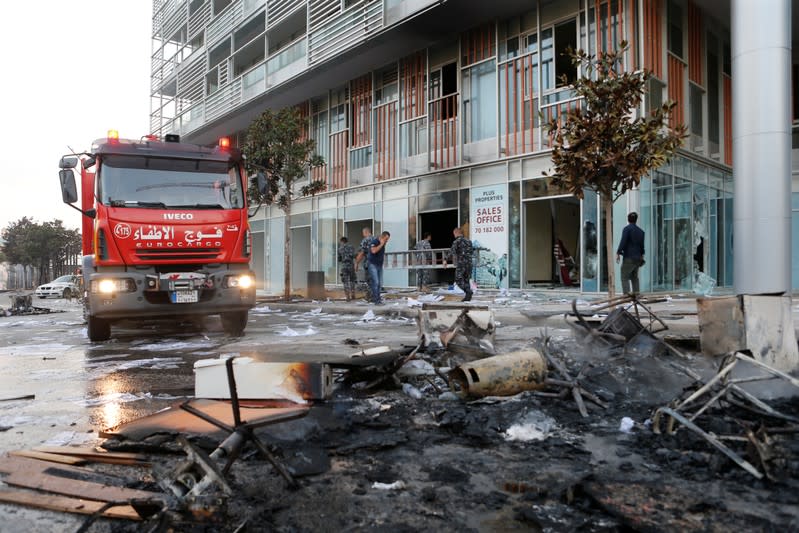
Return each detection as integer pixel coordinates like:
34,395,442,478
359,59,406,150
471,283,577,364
445,227,473,302
414,232,433,292
338,237,357,301
354,227,374,302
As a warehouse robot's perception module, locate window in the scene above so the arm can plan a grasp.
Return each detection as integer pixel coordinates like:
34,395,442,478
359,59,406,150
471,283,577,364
707,33,720,153
208,38,231,69
213,0,232,16
234,13,265,52
330,89,348,133
99,156,244,209
233,39,265,78
554,20,577,87
689,83,704,151
668,1,684,58
430,63,458,99
540,20,577,92
463,60,496,143
647,77,665,115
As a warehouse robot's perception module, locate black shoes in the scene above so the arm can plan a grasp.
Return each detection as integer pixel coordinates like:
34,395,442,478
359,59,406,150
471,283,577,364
462,292,473,302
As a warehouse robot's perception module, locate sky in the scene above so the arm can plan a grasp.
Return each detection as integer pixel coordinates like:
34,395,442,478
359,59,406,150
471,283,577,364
0,2,152,232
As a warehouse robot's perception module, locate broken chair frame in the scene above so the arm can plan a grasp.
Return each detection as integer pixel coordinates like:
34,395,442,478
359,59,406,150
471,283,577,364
652,351,799,479
533,335,609,418
165,357,305,502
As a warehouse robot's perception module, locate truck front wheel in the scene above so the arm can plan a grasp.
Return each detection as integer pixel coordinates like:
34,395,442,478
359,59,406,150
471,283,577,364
87,316,111,342
221,311,248,337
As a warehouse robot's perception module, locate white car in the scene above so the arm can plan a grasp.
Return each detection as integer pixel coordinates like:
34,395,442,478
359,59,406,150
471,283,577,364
35,275,81,299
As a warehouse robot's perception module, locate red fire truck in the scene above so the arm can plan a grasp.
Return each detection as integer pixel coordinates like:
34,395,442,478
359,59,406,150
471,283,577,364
58,131,258,341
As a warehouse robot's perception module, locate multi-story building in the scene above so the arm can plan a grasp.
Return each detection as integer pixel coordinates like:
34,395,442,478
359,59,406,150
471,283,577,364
149,0,755,294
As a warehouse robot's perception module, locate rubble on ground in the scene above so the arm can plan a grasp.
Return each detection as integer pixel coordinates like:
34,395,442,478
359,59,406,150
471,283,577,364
1,295,798,532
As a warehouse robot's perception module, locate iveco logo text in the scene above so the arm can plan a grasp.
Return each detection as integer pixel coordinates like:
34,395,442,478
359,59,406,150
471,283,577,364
163,213,194,220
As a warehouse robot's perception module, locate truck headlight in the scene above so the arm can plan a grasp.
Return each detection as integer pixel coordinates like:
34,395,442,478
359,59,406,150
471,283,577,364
92,278,134,294
225,274,253,289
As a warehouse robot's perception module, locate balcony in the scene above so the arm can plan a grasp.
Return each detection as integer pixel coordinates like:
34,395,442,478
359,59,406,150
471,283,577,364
308,0,383,66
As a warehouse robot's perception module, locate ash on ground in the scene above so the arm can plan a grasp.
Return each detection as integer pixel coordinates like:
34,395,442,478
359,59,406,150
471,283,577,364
101,334,799,533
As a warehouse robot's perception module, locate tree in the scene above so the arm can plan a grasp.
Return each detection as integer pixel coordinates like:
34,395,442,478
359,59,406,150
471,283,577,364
243,107,325,301
544,43,686,298
1,217,81,284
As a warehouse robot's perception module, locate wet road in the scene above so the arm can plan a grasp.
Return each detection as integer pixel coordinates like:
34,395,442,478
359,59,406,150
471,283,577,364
0,297,420,452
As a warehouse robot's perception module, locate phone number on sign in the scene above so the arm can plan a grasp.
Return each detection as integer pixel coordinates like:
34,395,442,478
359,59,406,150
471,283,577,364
474,226,504,234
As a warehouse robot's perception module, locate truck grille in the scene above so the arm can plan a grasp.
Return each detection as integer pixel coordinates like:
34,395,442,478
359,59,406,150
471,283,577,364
135,248,223,261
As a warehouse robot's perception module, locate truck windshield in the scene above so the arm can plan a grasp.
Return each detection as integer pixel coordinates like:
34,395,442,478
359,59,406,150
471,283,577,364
98,155,245,209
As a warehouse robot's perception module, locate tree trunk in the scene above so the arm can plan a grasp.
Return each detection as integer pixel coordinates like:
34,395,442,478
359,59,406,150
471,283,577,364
603,192,616,299
283,205,292,302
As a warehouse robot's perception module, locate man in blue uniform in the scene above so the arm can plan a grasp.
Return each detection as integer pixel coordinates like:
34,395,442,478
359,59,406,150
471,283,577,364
616,212,645,295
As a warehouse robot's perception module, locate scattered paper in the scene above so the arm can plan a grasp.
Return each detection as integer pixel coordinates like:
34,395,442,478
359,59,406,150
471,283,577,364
372,481,406,490
619,417,635,433
278,326,318,337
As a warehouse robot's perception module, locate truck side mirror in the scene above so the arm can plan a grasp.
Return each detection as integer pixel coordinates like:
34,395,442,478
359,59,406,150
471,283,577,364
59,169,78,204
256,171,268,194
59,156,78,169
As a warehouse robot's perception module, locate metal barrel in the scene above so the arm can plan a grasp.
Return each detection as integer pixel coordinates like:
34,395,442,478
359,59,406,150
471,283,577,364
448,349,547,398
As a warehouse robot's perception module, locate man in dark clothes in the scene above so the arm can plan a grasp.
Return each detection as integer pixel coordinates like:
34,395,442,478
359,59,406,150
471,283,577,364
367,231,391,305
616,212,645,295
445,227,473,302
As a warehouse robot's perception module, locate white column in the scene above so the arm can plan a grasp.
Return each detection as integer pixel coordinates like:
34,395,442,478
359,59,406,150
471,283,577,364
732,0,792,294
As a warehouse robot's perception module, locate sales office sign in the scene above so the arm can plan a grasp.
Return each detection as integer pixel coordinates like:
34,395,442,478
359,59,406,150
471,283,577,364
113,223,238,248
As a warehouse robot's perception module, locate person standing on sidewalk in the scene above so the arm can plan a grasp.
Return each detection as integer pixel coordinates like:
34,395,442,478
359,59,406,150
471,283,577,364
616,212,645,295
355,227,374,302
367,231,390,304
414,232,433,292
444,227,473,302
338,237,357,301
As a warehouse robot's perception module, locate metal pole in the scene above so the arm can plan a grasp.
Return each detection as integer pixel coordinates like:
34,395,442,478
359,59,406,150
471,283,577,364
732,0,792,294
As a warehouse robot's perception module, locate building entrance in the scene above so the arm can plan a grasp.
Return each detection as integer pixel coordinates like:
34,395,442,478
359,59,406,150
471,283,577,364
419,209,458,286
523,197,580,287
345,219,373,251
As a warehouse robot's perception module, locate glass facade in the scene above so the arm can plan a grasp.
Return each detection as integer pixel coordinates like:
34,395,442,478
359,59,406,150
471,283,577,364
639,155,732,293
152,1,746,295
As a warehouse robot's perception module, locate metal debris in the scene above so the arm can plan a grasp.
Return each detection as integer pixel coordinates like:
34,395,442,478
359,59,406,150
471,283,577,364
567,295,673,357
162,357,307,512
448,349,547,398
417,304,495,355
194,358,333,401
652,351,799,479
534,336,608,418
5,295,54,316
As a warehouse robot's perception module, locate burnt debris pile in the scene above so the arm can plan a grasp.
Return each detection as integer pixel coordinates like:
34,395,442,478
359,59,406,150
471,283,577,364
1,298,798,531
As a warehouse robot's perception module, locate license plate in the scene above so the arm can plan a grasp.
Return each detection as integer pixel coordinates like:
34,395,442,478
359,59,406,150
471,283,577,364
171,290,198,303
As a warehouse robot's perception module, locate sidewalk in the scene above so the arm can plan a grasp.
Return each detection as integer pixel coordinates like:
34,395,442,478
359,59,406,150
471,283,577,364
255,288,720,337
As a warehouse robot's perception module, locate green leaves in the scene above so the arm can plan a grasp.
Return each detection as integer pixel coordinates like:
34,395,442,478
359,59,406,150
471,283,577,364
544,44,686,200
243,107,326,211
1,217,80,276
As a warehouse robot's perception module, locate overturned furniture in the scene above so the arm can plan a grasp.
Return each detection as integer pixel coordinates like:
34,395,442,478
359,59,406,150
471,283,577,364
652,352,799,480
194,357,332,402
567,295,670,357
163,357,308,505
417,303,495,355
